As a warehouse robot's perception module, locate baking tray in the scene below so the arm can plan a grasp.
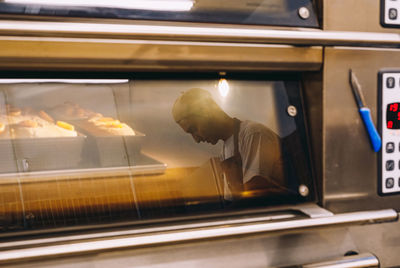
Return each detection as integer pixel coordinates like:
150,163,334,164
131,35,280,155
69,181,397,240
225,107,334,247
47,110,148,167
0,154,167,179
0,135,86,173
48,118,145,167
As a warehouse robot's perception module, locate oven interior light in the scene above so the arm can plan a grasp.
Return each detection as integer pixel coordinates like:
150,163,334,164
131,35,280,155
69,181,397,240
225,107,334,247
218,78,229,98
2,0,194,12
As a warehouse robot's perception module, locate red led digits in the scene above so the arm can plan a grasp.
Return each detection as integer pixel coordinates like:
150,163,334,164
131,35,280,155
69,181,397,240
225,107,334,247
387,103,400,129
390,103,399,112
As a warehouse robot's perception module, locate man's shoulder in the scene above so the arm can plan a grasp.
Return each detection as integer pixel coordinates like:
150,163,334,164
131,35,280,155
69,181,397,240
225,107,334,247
239,120,279,144
240,120,274,135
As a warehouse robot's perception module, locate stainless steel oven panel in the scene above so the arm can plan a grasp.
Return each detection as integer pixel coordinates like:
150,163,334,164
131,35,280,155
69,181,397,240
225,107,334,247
2,20,400,72
323,0,400,33
1,20,400,46
0,207,396,267
323,47,400,213
1,217,399,267
0,37,322,71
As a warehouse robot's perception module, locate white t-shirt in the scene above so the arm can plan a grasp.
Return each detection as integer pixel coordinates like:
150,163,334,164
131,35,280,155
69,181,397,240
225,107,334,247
221,120,285,185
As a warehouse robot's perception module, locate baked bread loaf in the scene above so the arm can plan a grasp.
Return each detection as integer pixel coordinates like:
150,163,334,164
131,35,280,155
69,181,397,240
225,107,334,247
51,102,136,136
0,106,78,139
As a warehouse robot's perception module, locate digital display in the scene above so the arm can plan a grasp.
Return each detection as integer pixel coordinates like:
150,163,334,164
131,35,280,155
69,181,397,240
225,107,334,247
387,102,400,129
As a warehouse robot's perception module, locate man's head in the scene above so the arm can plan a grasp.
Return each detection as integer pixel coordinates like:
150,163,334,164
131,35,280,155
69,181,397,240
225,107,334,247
172,88,229,145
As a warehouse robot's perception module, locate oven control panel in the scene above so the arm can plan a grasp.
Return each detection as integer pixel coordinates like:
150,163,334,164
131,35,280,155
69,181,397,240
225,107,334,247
381,0,400,27
379,71,400,195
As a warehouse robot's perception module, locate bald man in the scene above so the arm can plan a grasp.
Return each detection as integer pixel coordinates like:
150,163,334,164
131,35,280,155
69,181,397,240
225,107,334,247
172,88,287,202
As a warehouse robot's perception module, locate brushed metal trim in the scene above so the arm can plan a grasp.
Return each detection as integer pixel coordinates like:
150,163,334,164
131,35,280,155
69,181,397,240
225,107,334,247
297,203,334,218
0,203,324,239
0,204,330,250
0,209,396,264
302,253,379,268
0,36,323,71
0,213,299,250
0,20,399,47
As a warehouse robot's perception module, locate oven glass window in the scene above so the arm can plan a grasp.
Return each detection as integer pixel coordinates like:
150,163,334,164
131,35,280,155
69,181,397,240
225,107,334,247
0,74,313,232
0,0,318,28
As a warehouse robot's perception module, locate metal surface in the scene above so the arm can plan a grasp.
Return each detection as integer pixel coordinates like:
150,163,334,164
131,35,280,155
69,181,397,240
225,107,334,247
323,47,400,213
1,219,399,268
0,213,299,250
0,209,396,264
296,203,333,218
1,19,400,71
349,70,366,109
323,0,400,33
0,37,322,71
0,203,328,239
0,20,399,47
302,253,379,268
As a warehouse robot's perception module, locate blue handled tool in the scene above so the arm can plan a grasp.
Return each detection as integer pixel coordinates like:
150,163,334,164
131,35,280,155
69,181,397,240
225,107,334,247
349,69,382,152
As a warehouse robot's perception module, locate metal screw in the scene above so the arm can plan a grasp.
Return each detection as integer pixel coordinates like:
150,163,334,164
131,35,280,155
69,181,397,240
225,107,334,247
287,105,297,117
298,7,310,20
299,184,309,197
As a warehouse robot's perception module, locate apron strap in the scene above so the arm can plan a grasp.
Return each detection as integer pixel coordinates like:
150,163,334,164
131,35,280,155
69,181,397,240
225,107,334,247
221,118,243,203
232,117,242,164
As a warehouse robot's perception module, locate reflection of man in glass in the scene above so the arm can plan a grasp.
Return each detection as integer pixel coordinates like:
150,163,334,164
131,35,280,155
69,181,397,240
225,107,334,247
172,88,287,202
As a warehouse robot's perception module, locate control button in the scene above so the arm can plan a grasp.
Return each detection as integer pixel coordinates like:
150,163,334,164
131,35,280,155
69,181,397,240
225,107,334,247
387,142,395,153
389,8,398,20
386,160,395,171
386,178,395,189
387,77,395,88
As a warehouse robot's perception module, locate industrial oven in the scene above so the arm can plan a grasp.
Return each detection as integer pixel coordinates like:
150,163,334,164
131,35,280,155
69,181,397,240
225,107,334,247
0,0,400,267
